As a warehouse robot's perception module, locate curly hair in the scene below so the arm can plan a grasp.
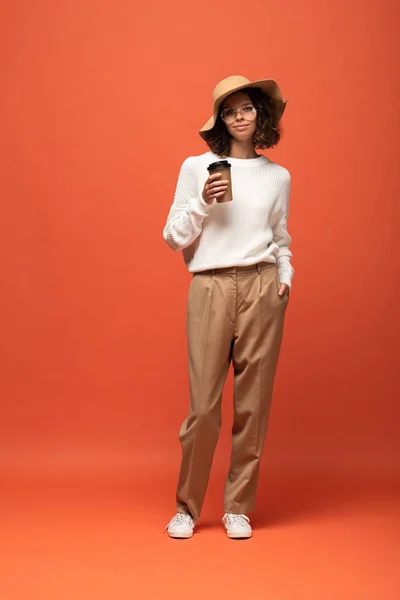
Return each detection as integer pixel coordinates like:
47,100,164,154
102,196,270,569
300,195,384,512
205,87,282,157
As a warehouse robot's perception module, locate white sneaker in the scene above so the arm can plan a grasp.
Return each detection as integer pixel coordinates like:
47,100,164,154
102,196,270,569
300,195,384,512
222,513,252,539
165,512,195,539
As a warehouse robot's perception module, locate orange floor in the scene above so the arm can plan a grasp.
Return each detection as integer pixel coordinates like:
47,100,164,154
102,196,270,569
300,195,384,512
1,468,398,600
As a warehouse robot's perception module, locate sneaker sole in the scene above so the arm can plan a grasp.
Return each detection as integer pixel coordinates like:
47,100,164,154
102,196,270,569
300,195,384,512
226,531,252,539
167,530,194,539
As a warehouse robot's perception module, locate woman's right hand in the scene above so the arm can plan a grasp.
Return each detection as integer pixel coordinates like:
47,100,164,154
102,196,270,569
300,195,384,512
202,173,229,205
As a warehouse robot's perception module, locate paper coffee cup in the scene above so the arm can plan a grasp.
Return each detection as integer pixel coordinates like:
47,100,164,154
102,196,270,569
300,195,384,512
207,160,232,203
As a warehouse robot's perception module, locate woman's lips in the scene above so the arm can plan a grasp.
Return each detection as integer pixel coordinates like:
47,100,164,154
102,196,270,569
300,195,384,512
235,125,249,131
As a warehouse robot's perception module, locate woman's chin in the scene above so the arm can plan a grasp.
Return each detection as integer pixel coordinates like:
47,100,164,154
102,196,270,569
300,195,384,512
231,131,253,142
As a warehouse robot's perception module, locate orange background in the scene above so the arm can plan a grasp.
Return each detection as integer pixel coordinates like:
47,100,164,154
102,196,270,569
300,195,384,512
0,1,399,598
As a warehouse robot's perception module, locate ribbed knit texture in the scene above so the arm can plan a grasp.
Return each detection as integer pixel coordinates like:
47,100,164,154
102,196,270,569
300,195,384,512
163,151,294,288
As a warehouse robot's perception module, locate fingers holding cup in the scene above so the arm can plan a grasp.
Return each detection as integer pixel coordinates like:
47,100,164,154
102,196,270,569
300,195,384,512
202,172,229,204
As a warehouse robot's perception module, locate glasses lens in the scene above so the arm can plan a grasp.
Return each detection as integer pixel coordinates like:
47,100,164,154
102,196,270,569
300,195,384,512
221,109,236,124
241,106,256,120
221,106,256,123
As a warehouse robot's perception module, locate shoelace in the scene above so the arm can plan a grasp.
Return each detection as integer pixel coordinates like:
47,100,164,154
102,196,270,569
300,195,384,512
223,513,250,528
165,513,194,531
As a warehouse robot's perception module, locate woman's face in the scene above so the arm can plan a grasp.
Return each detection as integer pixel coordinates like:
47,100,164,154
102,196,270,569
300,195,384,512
220,91,257,142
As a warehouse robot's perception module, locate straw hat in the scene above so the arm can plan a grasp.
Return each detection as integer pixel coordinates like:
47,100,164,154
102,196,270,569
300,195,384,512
199,75,287,140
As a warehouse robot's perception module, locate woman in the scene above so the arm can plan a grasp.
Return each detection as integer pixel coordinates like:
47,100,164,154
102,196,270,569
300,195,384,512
162,75,294,539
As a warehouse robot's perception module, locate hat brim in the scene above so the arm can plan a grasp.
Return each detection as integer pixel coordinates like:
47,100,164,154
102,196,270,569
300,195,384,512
199,79,287,141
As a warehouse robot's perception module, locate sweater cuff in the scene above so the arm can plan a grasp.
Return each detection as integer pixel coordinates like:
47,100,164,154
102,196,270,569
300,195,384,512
277,256,294,289
189,195,212,217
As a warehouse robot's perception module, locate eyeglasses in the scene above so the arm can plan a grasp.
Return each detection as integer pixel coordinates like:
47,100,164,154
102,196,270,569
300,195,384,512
220,105,257,124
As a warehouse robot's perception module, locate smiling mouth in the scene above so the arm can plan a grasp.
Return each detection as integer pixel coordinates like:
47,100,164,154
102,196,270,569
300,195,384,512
235,125,249,130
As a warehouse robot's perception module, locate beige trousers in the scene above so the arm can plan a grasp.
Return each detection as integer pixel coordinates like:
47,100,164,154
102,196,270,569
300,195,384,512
176,263,289,521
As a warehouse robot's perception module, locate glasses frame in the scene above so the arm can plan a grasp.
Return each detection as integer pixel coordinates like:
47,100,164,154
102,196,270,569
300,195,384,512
220,105,257,124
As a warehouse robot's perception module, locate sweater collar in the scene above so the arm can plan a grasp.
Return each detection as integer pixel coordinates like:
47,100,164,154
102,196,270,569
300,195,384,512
210,152,269,168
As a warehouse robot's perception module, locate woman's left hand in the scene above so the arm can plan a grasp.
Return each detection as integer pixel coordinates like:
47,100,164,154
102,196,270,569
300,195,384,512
278,283,289,297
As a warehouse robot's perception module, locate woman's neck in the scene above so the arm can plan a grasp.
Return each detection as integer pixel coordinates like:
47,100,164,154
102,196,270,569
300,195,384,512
227,140,259,160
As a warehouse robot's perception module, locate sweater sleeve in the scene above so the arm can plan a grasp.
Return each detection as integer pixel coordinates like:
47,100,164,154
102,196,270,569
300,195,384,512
271,171,294,289
163,156,212,252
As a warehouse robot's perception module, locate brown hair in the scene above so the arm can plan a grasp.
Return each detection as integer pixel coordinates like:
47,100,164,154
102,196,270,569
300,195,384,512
205,87,282,157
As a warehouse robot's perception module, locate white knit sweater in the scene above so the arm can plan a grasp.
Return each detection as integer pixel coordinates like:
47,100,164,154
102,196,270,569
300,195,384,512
163,151,294,288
